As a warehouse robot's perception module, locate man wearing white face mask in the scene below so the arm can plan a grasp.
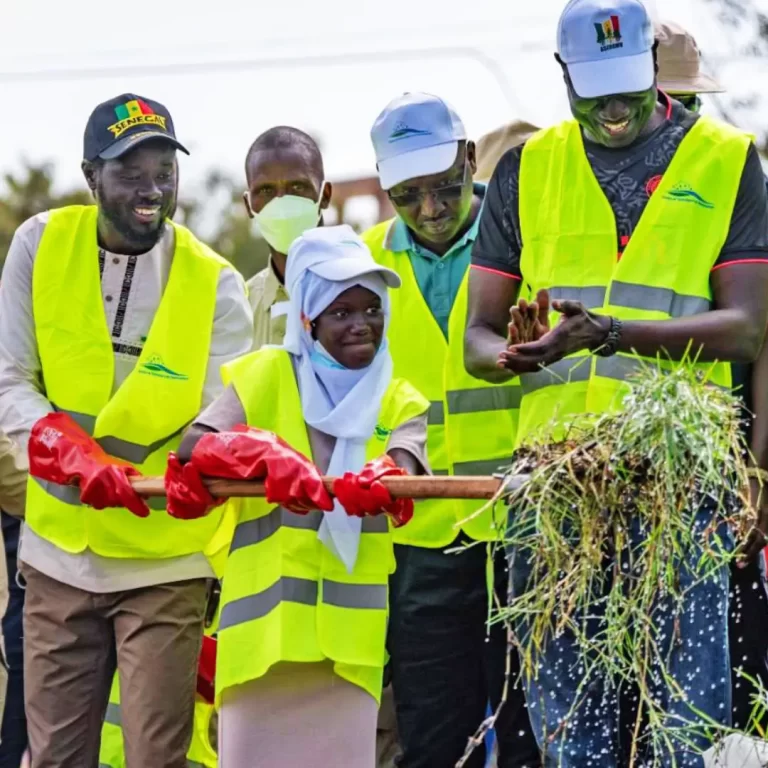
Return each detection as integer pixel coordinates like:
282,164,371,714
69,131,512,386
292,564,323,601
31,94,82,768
243,126,332,350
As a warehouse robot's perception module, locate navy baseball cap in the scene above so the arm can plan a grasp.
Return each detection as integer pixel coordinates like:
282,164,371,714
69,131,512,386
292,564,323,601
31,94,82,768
370,93,466,191
557,0,655,99
83,93,189,162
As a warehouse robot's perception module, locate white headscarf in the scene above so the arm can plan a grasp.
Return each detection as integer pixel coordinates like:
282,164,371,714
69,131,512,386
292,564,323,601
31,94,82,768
278,225,400,572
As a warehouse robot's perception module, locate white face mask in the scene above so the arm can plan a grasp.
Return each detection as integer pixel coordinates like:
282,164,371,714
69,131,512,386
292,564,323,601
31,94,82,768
252,181,325,255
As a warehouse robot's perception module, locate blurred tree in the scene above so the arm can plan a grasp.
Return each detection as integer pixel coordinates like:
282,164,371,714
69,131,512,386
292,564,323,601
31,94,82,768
0,162,91,262
177,169,270,281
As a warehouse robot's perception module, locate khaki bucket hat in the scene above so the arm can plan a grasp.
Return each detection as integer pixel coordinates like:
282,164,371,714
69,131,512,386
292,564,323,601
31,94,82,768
475,119,541,183
656,20,724,95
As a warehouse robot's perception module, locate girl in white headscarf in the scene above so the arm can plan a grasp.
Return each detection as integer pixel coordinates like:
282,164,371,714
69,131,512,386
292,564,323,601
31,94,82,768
172,225,429,767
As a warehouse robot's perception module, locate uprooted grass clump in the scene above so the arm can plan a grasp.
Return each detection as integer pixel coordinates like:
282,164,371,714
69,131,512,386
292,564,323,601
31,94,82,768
499,360,755,766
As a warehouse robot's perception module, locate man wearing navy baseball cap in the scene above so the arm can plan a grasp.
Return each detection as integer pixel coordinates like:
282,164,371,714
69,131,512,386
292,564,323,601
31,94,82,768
363,94,539,768
465,0,768,763
0,93,252,766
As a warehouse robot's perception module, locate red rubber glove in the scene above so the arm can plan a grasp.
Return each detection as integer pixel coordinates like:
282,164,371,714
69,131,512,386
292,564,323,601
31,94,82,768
332,455,414,527
190,426,333,515
196,635,216,705
28,412,150,518
164,453,224,520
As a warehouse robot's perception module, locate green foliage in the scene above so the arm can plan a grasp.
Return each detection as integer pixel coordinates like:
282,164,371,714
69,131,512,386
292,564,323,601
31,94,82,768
175,169,270,281
0,162,91,263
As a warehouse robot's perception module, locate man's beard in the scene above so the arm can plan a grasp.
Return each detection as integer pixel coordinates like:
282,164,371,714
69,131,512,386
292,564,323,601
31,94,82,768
96,180,169,252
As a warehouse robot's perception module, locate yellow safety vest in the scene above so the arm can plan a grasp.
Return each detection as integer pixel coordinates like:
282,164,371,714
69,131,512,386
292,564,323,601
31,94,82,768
99,676,217,768
364,221,520,546
26,205,232,562
516,116,748,442
215,347,429,705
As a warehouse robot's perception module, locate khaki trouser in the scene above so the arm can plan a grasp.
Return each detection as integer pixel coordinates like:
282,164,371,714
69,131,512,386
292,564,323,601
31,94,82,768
21,563,206,768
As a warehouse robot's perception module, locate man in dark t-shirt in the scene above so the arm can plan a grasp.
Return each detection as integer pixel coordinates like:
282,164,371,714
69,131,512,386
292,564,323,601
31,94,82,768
471,95,768,284
464,0,768,762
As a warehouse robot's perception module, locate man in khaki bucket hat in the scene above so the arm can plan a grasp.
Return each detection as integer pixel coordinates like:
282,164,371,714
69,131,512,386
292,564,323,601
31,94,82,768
655,20,724,105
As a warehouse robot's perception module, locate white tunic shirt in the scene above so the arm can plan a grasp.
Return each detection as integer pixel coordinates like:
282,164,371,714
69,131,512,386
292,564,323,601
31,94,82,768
0,212,254,592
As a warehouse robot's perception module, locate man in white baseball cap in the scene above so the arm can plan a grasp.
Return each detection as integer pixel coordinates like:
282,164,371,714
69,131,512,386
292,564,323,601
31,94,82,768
465,0,768,763
364,94,539,768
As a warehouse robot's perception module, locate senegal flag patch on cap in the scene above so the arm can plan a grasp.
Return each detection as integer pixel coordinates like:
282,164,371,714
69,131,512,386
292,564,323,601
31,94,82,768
108,99,167,138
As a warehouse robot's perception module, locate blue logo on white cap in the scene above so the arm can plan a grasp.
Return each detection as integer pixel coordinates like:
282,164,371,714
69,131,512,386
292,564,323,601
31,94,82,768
389,122,432,143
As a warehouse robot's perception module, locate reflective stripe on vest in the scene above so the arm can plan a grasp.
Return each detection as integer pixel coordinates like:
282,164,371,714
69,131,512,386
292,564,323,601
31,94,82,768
453,456,516,475
548,286,606,309
520,356,673,395
516,117,746,441
220,576,388,631
27,206,229,561
547,282,711,317
365,222,519,545
446,387,521,415
229,507,388,553
427,401,445,426
520,357,592,394
104,702,121,727
50,405,182,466
216,347,428,704
32,476,168,512
101,693,216,768
609,281,711,317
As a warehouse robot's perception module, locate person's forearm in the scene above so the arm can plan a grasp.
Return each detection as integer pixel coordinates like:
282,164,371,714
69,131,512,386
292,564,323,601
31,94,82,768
388,448,425,477
177,424,218,463
0,364,54,452
464,324,518,383
750,338,768,470
617,309,765,364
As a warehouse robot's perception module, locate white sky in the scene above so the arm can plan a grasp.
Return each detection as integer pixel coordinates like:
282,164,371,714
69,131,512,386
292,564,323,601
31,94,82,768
0,0,764,208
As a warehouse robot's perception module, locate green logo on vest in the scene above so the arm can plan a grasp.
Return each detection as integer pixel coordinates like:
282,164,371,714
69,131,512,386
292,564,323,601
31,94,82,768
663,184,714,209
374,424,392,441
138,355,188,381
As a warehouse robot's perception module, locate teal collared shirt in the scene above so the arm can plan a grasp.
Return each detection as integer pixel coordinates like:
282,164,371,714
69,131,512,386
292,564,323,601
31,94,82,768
386,183,486,339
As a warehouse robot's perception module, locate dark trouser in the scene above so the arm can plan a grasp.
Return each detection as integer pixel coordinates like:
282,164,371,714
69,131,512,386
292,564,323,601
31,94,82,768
509,508,731,768
729,555,768,731
0,514,26,768
388,536,540,768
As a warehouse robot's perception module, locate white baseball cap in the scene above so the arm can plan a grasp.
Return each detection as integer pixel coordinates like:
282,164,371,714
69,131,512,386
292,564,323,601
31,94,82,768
286,225,401,295
370,92,467,191
557,0,655,99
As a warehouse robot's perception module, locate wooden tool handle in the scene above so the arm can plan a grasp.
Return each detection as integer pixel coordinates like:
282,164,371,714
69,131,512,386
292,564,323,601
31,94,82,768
130,474,526,500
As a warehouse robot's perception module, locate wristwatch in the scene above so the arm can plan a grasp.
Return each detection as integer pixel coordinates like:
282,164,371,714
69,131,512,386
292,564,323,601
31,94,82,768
593,317,623,358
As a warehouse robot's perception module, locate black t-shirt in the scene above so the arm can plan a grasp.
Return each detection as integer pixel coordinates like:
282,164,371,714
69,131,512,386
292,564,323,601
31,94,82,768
472,99,768,281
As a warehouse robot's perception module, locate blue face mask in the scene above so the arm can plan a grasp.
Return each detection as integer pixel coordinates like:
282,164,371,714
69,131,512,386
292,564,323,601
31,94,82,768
310,340,347,370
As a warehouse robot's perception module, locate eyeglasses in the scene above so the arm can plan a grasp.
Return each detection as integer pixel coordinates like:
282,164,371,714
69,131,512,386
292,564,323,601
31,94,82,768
388,162,468,207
